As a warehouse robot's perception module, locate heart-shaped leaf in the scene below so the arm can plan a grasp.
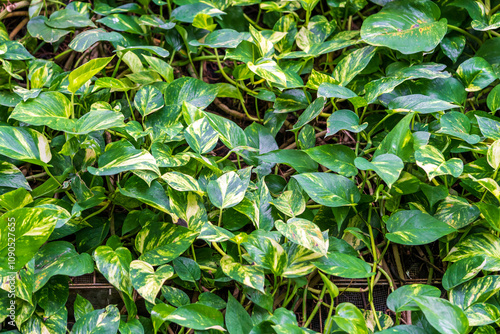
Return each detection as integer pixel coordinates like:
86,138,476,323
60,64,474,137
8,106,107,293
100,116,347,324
314,252,374,279
207,171,248,209
221,255,265,292
436,111,480,144
275,218,328,255
412,296,469,334
93,246,133,297
0,126,51,166
326,109,368,136
457,57,496,92
130,260,174,304
415,145,463,180
360,0,447,54
386,210,456,245
293,172,360,207
354,153,404,187
387,284,441,313
134,85,164,117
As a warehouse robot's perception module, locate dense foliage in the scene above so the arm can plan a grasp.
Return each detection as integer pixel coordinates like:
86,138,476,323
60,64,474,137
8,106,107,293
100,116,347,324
1,0,500,332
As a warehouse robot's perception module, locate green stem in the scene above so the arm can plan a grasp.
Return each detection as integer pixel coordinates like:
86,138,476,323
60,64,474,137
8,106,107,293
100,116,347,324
212,242,226,256
218,207,223,227
214,48,257,95
447,24,483,45
303,283,326,327
125,91,135,121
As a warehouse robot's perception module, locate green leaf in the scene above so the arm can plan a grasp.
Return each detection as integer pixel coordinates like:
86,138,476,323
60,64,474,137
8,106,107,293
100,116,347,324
165,304,224,331
184,117,219,154
332,46,377,86
304,144,357,177
476,115,500,140
97,14,143,34
72,305,120,334
487,139,500,169
293,97,326,130
119,318,144,334
68,56,113,93
204,112,247,149
360,0,447,54
374,112,414,161
487,84,500,112
387,284,441,312
450,275,500,309
259,149,319,173
171,3,225,23
36,276,68,317
46,8,95,29
314,252,374,278
318,83,357,99
130,260,174,304
135,221,197,266
207,171,249,209
386,210,456,245
271,190,306,218
0,126,51,166
440,34,466,63
220,255,265,292
477,202,500,232
190,29,246,48
134,86,164,117
27,16,70,43
162,171,204,196
275,218,328,255
0,207,65,273
378,325,427,334
444,233,500,271
116,45,170,58
20,306,67,334
436,111,480,144
465,303,500,327
355,153,404,187
292,172,360,207
244,235,287,275
0,161,31,190
94,77,135,92
94,246,133,297
119,176,170,213
433,196,479,229
457,57,496,92
415,145,463,180
334,303,369,334
69,28,124,52
388,94,458,114
12,92,126,133
442,256,487,290
33,241,93,291
326,109,368,136
412,296,469,334
248,58,287,87
226,293,253,334
74,294,94,322
364,64,450,104
173,257,201,283
88,142,159,176
144,55,174,82
306,69,338,90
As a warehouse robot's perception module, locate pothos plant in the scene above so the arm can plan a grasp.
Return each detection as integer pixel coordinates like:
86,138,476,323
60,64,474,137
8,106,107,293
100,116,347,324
0,0,500,332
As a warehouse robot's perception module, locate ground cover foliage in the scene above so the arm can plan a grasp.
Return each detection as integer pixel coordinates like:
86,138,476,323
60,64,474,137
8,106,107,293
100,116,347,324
0,0,500,332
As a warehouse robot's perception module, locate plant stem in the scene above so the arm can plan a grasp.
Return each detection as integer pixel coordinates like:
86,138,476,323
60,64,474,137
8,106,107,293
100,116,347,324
303,283,326,327
447,24,483,45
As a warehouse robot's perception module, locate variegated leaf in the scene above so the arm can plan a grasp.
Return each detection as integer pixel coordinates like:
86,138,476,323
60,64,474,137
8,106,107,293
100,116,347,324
130,260,174,304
